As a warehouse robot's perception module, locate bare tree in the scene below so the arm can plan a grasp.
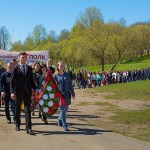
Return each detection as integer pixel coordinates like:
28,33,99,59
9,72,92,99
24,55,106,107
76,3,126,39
0,26,10,50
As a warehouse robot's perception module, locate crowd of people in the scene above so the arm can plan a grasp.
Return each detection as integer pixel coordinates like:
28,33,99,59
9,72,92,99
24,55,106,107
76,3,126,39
0,52,75,135
69,68,150,89
0,52,149,135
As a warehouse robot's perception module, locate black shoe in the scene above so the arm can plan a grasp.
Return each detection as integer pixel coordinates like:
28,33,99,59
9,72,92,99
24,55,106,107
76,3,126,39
43,120,48,125
32,112,35,116
7,119,11,124
26,129,35,135
39,114,42,118
16,126,20,131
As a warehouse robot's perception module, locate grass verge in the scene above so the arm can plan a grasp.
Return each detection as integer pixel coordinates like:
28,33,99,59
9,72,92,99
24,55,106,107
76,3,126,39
89,80,150,101
77,81,150,142
87,103,150,142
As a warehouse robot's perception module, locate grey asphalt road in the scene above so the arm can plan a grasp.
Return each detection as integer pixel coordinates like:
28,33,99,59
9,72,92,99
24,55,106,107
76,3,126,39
0,105,150,150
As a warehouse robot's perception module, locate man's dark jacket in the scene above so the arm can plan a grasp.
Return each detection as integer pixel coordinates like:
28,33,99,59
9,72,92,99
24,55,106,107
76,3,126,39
10,65,36,97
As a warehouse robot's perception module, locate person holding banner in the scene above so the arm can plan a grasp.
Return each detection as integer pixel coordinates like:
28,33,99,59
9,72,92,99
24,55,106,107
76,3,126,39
10,52,37,135
53,61,75,131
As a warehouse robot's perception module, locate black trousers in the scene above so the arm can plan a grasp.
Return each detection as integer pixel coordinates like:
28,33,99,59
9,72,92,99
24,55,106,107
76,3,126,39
0,92,1,107
42,114,47,121
16,93,32,129
4,95,16,121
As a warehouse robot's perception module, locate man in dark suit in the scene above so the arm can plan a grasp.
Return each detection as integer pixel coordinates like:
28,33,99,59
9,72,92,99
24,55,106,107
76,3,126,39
10,52,37,135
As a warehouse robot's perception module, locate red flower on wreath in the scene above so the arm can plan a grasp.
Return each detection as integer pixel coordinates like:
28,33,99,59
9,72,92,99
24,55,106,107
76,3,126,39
46,70,53,82
46,76,52,82
53,102,59,108
54,92,60,98
49,108,55,115
51,83,57,89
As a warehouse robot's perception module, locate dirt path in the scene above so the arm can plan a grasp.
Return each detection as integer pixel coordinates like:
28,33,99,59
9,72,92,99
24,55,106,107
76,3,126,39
0,89,150,150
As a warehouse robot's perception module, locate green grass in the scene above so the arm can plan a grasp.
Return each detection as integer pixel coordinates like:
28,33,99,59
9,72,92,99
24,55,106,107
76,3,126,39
87,104,150,142
111,109,150,124
75,56,150,72
135,131,150,142
95,102,119,111
126,55,150,63
77,102,91,106
90,80,150,101
95,102,114,106
78,62,150,72
81,80,150,142
110,109,150,142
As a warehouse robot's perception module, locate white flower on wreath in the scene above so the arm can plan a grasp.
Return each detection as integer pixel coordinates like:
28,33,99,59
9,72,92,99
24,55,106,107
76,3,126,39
43,107,48,113
46,86,52,91
43,94,48,100
39,99,44,106
48,101,53,107
38,89,42,93
49,93,54,98
42,80,45,85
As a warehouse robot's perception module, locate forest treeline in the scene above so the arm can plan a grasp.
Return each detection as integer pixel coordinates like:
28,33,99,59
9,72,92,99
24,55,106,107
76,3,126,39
1,7,150,71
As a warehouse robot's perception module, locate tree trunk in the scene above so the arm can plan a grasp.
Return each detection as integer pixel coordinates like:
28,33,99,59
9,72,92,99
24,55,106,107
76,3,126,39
110,63,117,71
110,53,122,71
101,58,105,71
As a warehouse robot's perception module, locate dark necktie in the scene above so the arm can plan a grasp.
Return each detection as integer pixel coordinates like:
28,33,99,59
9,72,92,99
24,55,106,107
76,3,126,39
22,65,26,75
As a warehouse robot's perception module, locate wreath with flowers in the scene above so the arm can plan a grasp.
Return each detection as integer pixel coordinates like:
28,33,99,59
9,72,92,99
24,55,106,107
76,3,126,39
21,70,66,115
34,70,66,117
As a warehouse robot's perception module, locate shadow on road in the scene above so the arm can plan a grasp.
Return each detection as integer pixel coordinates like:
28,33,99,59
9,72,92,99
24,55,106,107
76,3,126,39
67,114,100,119
33,128,112,136
32,121,112,136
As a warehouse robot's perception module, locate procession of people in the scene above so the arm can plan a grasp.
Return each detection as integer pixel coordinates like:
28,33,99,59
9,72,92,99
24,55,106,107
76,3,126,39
0,52,75,135
1,51,149,136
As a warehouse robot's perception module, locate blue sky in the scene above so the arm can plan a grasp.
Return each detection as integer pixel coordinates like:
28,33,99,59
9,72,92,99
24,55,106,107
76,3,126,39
0,0,150,43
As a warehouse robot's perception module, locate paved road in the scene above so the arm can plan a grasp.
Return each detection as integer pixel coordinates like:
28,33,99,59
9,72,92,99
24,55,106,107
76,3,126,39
0,105,150,150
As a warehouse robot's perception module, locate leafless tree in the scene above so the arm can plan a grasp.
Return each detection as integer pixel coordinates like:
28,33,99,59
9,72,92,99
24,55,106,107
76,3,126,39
0,26,10,50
